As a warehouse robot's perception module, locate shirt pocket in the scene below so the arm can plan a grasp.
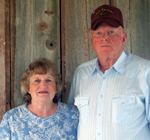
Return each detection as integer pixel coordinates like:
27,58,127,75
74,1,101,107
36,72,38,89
112,95,135,125
74,97,89,125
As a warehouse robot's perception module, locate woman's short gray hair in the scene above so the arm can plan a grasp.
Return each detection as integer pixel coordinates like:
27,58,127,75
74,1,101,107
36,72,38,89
20,58,63,104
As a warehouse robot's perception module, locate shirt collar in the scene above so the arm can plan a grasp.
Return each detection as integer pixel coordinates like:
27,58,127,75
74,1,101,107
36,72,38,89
113,51,127,74
91,59,99,75
92,51,127,75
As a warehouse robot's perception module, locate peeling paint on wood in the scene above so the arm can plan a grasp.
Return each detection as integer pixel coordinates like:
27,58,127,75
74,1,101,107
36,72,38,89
44,11,54,16
39,22,48,30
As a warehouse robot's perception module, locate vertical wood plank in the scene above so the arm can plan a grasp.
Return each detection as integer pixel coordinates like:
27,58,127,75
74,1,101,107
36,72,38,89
115,0,131,53
61,0,66,102
15,0,60,107
5,0,11,111
130,0,150,59
0,0,6,121
10,0,16,109
110,0,115,6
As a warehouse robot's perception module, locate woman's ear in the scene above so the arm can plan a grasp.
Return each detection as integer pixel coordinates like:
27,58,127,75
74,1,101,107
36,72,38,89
28,88,31,94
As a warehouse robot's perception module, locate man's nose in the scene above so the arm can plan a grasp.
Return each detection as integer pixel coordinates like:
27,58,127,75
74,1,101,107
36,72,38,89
101,33,109,41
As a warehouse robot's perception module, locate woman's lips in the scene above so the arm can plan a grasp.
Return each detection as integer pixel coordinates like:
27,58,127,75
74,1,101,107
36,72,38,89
38,90,48,93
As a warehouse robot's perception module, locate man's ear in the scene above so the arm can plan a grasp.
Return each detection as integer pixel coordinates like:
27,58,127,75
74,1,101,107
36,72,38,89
122,32,127,47
123,32,127,43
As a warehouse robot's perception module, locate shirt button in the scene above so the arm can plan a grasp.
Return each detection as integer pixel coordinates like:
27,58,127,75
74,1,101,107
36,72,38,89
98,113,101,116
103,77,105,79
79,104,81,106
100,95,103,98
122,102,125,105
98,133,100,136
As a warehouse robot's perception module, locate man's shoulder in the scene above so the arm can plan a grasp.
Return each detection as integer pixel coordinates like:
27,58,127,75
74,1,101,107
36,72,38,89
126,52,150,66
78,58,97,68
75,58,97,75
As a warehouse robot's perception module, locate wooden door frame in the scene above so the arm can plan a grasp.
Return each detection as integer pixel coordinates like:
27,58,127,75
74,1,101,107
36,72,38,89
60,0,66,102
5,0,16,110
5,0,11,111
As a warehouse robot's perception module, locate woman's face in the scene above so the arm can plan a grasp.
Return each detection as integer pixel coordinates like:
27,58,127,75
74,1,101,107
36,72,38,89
28,72,57,104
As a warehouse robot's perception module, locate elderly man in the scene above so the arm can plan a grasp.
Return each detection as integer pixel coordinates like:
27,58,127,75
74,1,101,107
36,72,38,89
68,4,150,140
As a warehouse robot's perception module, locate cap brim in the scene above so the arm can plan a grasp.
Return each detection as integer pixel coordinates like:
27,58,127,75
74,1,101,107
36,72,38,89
92,18,121,30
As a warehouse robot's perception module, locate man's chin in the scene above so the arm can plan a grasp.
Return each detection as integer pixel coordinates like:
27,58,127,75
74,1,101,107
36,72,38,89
99,51,113,57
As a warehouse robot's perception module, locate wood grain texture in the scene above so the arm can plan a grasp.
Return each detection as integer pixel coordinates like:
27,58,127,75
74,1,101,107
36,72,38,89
10,0,16,108
0,0,6,121
129,0,150,59
15,0,60,106
116,0,131,53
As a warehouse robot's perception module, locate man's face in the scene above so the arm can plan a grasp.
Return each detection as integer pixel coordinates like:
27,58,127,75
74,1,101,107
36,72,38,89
90,23,127,60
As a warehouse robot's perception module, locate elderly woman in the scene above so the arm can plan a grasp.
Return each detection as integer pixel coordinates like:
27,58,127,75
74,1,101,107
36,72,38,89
0,58,79,140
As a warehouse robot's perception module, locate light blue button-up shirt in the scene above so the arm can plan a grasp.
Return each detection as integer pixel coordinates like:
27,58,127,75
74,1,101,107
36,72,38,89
68,51,150,140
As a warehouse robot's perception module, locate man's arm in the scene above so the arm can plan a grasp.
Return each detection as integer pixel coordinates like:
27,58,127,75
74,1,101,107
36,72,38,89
145,68,150,123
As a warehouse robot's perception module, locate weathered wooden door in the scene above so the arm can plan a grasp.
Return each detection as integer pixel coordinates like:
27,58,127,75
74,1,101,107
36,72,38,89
13,0,60,107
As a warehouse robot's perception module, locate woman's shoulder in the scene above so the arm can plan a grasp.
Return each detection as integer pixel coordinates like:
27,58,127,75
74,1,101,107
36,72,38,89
2,104,27,119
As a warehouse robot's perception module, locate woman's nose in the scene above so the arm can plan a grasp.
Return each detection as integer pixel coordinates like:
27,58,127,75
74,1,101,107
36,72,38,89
40,80,47,87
